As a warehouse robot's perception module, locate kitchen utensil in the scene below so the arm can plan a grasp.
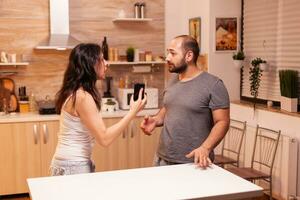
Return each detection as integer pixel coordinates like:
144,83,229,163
0,78,15,93
10,94,18,112
36,95,56,114
103,76,113,98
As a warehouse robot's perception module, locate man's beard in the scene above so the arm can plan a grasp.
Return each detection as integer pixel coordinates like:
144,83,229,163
168,60,188,74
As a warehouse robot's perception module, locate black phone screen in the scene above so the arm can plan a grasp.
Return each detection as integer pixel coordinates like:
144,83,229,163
133,83,145,101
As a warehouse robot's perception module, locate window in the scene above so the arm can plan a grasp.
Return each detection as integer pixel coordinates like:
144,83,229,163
241,0,300,103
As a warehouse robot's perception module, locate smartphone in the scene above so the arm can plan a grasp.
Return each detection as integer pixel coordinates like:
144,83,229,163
133,83,145,101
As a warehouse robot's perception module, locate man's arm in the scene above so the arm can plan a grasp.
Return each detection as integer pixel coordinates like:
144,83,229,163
140,107,166,135
186,108,230,168
152,107,167,127
200,108,230,152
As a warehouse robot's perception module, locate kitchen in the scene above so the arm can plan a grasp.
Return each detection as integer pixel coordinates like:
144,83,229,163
0,0,299,200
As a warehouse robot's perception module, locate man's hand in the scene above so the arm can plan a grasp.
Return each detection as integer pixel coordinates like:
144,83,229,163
140,115,157,135
186,146,212,168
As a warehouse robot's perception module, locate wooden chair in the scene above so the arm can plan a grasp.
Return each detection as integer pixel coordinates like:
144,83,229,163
226,125,281,200
214,119,246,168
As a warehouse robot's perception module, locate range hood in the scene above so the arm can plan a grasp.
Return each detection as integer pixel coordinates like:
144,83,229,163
35,0,80,50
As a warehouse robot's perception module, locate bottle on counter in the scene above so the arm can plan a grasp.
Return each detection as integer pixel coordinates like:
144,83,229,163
29,92,37,112
119,77,125,88
102,36,109,60
109,47,114,61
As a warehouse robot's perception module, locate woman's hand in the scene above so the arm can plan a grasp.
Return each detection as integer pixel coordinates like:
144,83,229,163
129,88,147,115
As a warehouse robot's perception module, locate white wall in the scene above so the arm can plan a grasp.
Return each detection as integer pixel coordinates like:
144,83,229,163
165,0,210,54
165,0,241,100
208,0,241,101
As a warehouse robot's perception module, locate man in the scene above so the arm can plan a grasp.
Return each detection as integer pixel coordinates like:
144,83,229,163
140,35,230,168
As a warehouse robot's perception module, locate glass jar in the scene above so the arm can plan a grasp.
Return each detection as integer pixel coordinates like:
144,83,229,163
145,51,152,62
19,101,29,113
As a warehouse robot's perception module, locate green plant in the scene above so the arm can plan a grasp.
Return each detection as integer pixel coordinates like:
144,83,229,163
251,57,266,66
232,51,245,60
126,47,135,62
249,57,264,111
279,70,298,98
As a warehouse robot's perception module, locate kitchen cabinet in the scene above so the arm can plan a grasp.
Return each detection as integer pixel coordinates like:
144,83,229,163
0,120,59,195
91,117,161,172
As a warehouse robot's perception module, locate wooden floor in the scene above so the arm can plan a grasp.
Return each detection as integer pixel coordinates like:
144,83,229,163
0,193,274,200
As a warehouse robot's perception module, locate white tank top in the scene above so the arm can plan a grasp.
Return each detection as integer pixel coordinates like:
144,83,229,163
53,95,95,161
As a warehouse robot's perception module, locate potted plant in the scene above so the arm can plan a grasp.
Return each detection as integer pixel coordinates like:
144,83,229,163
232,50,245,69
259,59,268,71
126,47,135,62
249,57,264,111
279,70,298,112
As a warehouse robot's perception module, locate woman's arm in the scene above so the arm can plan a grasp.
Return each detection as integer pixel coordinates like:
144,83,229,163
75,89,146,147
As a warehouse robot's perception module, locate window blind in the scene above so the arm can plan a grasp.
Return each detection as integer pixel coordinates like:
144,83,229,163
242,0,300,102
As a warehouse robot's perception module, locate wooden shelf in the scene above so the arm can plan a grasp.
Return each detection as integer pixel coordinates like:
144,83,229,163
112,18,153,22
108,61,165,66
0,71,17,76
0,62,29,66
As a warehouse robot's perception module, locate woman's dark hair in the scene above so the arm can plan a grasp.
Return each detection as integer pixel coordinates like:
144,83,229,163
55,43,102,114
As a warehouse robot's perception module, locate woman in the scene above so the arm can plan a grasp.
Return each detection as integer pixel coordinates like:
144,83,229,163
50,43,146,175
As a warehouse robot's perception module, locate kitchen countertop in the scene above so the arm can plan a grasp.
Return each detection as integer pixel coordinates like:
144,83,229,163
27,164,263,200
0,109,159,123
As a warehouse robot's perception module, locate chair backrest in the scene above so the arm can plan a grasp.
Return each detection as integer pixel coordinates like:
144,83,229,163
251,125,281,174
221,119,247,164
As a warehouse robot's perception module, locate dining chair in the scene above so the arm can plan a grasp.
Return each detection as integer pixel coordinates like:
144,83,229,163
214,119,246,168
226,125,281,200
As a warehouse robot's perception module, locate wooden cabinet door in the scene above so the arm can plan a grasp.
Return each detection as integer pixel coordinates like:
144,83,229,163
92,118,128,172
0,122,41,195
140,124,162,168
0,123,15,195
127,118,142,169
40,121,59,176
13,122,42,194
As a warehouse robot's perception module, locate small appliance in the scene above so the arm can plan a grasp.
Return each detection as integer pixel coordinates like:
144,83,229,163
101,76,119,112
117,87,158,110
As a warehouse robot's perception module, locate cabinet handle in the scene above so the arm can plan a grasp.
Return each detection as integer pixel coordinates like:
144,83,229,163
33,124,39,144
43,124,49,144
122,129,126,138
130,120,135,138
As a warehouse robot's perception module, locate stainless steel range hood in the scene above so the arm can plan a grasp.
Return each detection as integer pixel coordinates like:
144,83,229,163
35,0,80,50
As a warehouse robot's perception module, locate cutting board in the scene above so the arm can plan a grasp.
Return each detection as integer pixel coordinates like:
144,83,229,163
0,78,18,112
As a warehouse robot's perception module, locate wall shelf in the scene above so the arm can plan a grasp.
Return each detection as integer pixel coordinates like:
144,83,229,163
0,62,29,67
0,71,17,76
112,18,153,22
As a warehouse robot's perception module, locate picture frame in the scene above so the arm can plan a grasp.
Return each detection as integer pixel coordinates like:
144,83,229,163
215,17,238,52
189,17,201,50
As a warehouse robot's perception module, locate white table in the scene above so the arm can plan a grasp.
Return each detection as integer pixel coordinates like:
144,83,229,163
27,164,263,200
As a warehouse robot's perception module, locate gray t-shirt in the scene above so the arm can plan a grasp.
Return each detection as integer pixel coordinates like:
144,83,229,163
157,72,230,163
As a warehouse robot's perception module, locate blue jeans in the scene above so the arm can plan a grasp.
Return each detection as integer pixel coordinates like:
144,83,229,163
50,159,95,176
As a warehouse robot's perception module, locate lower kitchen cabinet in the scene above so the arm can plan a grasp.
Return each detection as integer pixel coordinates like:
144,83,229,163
0,116,160,195
0,121,59,195
91,117,161,172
